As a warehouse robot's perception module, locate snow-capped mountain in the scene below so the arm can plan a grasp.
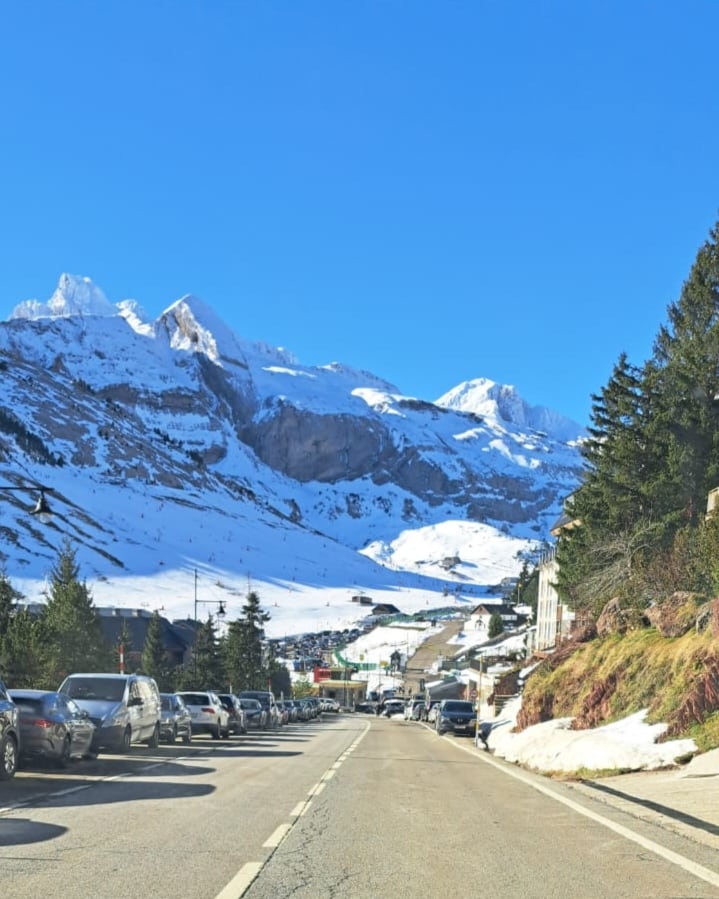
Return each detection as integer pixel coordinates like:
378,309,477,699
0,274,586,634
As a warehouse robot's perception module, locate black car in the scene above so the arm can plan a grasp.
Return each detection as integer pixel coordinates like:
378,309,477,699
0,678,20,780
216,693,246,735
435,699,476,736
9,689,96,767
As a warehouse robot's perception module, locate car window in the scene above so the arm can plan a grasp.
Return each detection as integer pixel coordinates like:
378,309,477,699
11,697,44,714
64,677,126,702
181,693,209,705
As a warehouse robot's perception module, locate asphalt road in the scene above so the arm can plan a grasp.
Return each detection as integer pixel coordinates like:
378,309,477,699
2,715,719,899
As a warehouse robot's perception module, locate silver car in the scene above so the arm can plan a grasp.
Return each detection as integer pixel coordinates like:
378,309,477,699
59,673,161,752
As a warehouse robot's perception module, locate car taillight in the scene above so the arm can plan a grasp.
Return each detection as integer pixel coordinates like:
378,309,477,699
201,707,215,714
29,718,53,729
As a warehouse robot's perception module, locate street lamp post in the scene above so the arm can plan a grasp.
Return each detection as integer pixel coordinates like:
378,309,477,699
0,485,53,519
192,568,226,685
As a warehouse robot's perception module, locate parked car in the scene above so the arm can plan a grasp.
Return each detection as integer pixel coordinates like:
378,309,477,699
239,690,280,728
216,693,246,735
275,700,290,726
435,699,477,736
420,699,442,722
159,693,193,744
9,689,96,767
0,678,20,780
321,697,340,713
405,700,423,720
383,699,405,717
279,700,297,723
239,697,267,729
289,699,309,721
59,673,161,752
176,691,230,739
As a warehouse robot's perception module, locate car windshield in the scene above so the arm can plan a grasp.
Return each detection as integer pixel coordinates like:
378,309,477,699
64,677,126,702
443,701,474,713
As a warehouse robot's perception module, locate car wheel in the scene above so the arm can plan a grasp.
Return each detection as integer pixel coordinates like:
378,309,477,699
0,733,18,780
121,727,132,752
55,736,72,769
146,723,160,749
169,725,177,745
182,725,192,745
212,723,221,739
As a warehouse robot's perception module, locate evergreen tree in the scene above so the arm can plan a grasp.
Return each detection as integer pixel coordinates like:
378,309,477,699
41,541,110,686
2,608,45,687
0,571,18,642
647,220,719,526
141,611,168,688
223,590,270,691
266,642,292,698
488,612,504,639
192,616,223,689
0,571,22,679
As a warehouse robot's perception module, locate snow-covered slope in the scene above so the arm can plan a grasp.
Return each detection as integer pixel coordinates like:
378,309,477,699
0,274,586,633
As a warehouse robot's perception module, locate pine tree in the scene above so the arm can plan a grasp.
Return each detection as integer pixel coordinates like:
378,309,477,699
488,612,504,639
141,611,168,688
192,616,223,689
0,571,21,679
42,541,110,686
648,220,719,526
2,608,45,688
223,590,270,691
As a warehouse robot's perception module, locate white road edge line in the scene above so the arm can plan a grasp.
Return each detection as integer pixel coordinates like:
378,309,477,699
290,801,307,817
263,823,291,848
451,738,719,890
214,862,263,899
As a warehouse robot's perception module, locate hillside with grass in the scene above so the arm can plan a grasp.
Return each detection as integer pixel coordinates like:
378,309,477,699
518,595,719,757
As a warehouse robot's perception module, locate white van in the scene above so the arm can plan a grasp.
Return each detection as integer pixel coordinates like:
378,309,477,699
59,673,161,752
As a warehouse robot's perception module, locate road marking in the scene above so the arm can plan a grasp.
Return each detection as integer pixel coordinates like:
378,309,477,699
47,785,91,797
314,782,327,795
263,823,291,848
214,862,263,899
322,770,335,781
450,739,719,890
290,801,308,817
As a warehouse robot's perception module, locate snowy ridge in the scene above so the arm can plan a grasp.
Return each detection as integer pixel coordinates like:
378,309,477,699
0,274,586,636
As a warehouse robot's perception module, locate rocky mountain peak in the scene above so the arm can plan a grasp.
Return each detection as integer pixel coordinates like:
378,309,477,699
9,273,116,321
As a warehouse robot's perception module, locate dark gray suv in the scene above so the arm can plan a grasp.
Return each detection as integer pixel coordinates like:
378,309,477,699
0,677,20,779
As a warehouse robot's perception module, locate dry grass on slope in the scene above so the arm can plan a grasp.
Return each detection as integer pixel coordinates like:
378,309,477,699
517,629,719,752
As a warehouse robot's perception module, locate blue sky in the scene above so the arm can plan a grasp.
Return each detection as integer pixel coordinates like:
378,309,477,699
1,2,718,426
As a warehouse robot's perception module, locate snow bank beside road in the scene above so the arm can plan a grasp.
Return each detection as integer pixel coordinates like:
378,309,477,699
487,699,697,774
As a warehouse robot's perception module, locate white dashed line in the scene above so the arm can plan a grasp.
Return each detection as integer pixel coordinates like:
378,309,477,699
263,823,291,848
214,862,263,899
